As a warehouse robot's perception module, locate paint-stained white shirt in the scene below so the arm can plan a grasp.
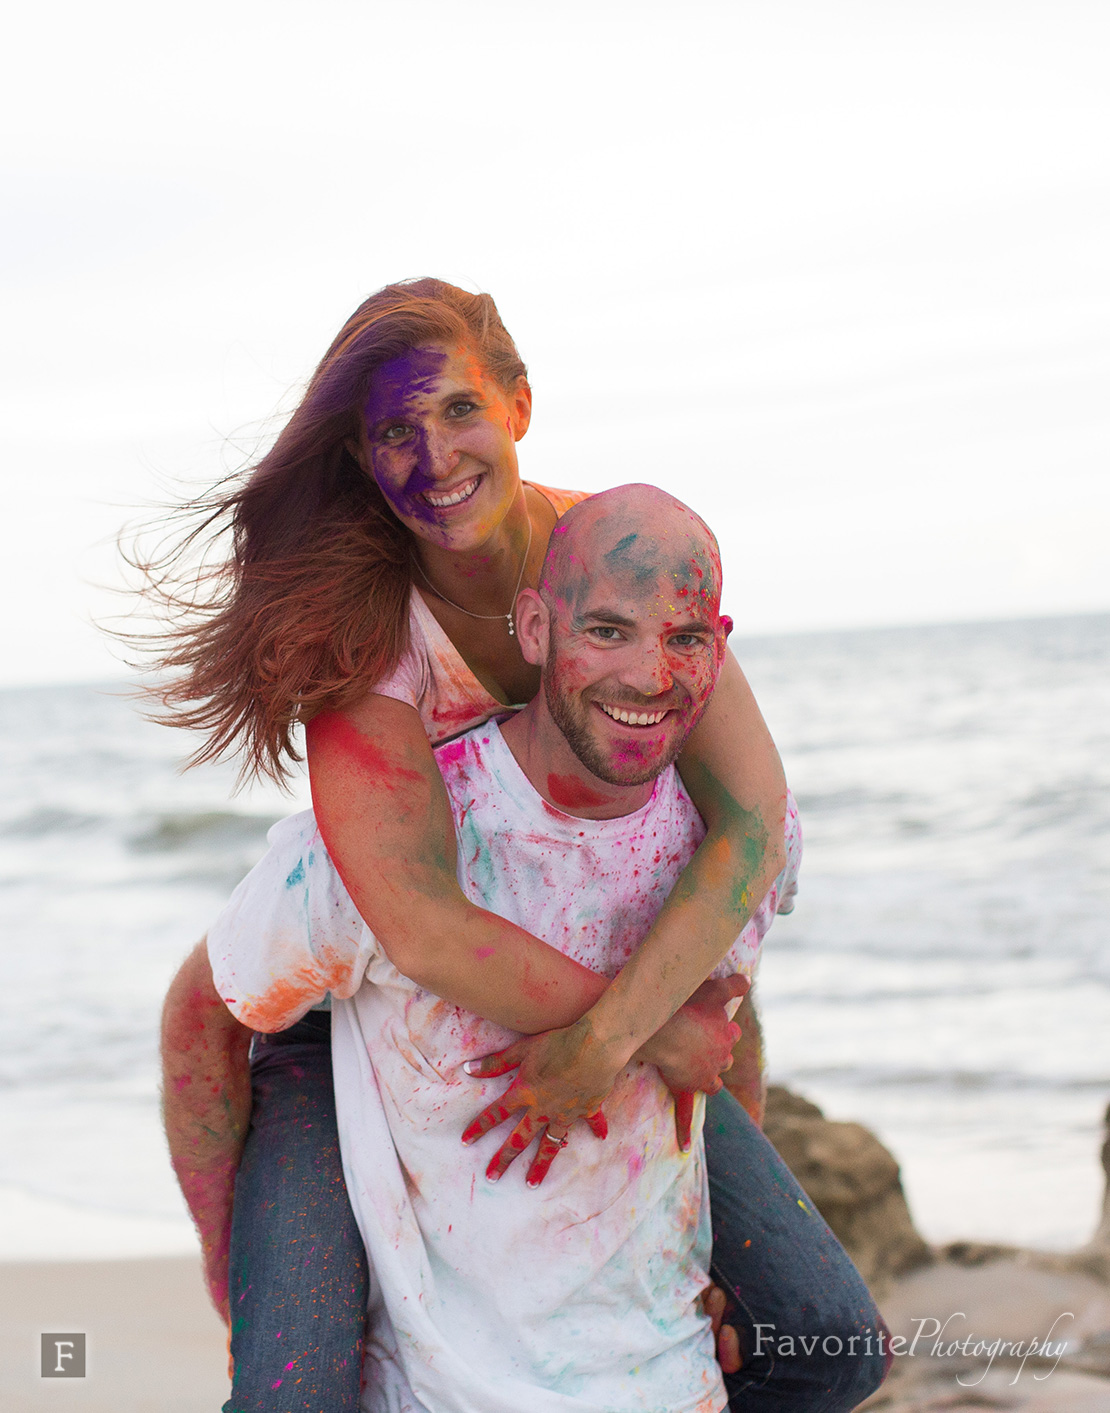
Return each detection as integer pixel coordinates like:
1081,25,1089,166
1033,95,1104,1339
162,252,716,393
209,723,802,1413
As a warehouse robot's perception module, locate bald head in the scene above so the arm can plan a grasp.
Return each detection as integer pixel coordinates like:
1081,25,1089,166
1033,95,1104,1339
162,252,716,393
541,484,723,623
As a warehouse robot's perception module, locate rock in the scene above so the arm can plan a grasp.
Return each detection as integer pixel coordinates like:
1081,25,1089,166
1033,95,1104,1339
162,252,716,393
938,1240,1020,1267
763,1084,933,1293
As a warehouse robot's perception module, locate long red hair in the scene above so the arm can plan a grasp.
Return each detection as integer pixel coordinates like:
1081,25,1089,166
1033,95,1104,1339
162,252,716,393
124,278,528,783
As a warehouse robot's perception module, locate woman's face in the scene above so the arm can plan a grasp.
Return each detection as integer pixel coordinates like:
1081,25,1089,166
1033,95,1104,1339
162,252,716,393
357,342,532,553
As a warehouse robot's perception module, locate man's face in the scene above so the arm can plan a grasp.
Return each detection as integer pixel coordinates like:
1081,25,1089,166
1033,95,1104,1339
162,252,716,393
541,546,727,787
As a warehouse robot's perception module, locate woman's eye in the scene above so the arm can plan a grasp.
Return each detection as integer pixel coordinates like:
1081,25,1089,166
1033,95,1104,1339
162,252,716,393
447,400,477,418
380,423,412,443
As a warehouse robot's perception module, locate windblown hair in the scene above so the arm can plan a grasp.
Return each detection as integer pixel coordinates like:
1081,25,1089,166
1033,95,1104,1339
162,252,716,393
124,278,528,784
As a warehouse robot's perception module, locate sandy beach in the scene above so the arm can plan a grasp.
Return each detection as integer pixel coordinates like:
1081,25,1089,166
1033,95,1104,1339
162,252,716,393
4,1245,1110,1412
0,1254,228,1412
867,1256,1110,1412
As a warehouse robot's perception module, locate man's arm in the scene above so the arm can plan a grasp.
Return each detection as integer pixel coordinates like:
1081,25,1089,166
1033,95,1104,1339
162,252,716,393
161,939,253,1323
721,983,766,1127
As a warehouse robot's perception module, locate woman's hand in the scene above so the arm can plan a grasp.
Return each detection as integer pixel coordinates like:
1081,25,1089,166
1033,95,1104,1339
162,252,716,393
703,1283,742,1375
462,973,750,1181
638,974,748,1092
637,974,749,1150
460,1017,619,1184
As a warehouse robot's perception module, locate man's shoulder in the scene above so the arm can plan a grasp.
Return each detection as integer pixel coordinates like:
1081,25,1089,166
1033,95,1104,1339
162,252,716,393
431,719,517,810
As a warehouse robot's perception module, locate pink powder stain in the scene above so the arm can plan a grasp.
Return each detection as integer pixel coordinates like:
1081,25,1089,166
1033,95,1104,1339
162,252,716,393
307,711,424,790
434,735,472,769
474,946,495,959
430,697,494,736
545,772,609,810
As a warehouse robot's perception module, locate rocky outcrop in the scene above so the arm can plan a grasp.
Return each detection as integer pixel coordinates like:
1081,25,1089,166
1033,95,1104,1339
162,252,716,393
761,1087,1110,1298
763,1085,933,1293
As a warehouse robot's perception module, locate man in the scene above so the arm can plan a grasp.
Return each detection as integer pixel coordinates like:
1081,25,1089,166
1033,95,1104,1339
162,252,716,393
166,486,885,1412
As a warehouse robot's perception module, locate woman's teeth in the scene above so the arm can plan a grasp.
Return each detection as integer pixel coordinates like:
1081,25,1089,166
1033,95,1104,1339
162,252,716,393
599,703,669,727
421,477,480,508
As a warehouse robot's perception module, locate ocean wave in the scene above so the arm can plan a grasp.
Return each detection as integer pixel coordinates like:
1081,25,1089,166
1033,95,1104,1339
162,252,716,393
127,810,281,853
0,807,103,837
777,1065,1110,1093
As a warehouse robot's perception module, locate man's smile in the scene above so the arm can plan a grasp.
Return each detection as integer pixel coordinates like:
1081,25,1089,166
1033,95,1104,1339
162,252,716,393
595,702,673,728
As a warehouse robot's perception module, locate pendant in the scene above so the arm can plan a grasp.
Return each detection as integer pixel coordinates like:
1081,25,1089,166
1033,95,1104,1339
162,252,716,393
507,615,515,637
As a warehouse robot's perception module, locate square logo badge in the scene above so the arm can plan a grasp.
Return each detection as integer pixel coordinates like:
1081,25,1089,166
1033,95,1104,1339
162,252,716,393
41,1333,86,1378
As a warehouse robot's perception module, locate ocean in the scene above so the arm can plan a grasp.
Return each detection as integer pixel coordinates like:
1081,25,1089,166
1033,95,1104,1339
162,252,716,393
1,613,1107,1259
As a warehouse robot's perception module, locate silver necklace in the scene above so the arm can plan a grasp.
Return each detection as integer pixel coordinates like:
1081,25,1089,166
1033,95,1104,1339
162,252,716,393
412,515,534,637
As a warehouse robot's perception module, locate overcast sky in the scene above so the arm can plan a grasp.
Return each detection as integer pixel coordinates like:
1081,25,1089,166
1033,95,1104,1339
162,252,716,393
3,0,1108,686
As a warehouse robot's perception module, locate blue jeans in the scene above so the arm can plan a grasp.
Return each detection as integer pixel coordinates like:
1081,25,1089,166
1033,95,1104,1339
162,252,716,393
225,1018,887,1412
705,1088,890,1410
225,1014,367,1412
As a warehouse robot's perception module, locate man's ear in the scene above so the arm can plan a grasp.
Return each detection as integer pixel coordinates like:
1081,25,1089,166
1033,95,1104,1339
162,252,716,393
513,587,549,666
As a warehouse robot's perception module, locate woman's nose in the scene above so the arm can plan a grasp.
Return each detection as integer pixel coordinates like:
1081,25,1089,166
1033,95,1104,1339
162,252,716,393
416,426,461,481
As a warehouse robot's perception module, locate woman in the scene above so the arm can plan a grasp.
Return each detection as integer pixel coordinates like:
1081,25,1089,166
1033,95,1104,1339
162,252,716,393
150,279,886,1411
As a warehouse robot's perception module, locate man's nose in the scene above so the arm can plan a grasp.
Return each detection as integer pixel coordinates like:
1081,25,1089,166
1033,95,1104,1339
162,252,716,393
621,640,674,697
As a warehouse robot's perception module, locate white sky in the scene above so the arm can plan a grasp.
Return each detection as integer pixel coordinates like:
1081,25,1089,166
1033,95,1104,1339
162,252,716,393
2,0,1108,686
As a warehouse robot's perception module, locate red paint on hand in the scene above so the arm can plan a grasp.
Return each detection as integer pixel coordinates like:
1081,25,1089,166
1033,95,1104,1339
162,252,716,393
674,1091,695,1151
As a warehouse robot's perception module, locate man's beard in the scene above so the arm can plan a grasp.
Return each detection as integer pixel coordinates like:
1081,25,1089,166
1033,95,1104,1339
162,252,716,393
543,658,692,788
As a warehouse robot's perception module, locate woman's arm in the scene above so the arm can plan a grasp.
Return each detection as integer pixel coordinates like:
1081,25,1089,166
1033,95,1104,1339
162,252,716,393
307,699,611,1031
308,653,785,1156
457,653,787,1165
573,650,786,1061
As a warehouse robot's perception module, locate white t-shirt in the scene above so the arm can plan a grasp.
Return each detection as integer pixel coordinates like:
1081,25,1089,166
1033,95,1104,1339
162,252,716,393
209,723,802,1413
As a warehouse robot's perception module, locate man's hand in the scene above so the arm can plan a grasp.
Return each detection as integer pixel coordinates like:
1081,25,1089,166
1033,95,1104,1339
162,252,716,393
636,974,749,1149
461,1017,618,1185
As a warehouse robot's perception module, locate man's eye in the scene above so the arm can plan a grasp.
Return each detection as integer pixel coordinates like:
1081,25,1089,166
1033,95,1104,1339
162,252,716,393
670,634,703,648
591,626,622,641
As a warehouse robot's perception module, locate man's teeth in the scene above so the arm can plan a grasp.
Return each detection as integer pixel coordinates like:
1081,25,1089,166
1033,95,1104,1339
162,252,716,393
422,478,480,508
599,703,668,727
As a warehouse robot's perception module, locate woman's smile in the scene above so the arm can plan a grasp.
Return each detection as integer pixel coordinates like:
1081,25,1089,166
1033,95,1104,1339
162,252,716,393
418,473,484,510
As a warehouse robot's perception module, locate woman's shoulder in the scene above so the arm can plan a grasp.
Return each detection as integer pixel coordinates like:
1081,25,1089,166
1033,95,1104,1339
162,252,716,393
349,587,507,744
524,483,591,518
